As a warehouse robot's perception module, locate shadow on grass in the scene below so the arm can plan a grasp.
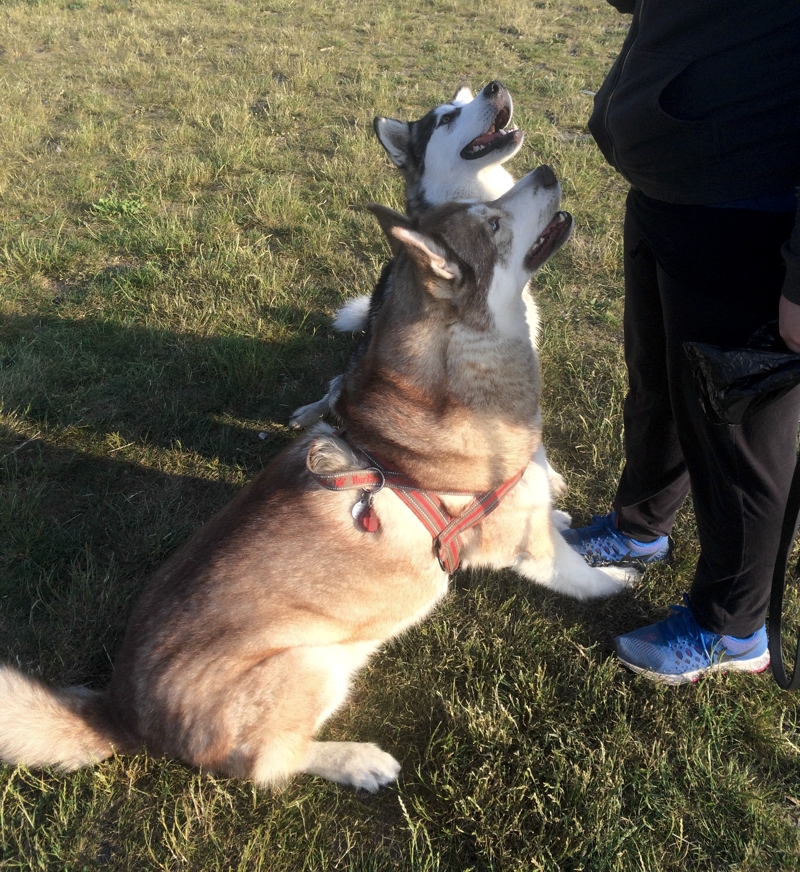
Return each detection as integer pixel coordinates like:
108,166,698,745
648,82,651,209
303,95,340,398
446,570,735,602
0,307,668,684
0,424,243,683
0,308,352,679
0,311,350,472
451,565,670,655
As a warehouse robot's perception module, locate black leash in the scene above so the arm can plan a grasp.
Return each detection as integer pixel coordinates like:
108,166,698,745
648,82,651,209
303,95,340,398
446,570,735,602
768,446,800,690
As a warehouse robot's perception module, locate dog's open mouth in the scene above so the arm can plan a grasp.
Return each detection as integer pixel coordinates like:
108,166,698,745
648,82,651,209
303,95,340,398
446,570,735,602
461,106,521,160
524,212,574,271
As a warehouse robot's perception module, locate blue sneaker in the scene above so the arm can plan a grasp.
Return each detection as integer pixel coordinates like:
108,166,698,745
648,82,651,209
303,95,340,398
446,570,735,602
560,512,669,566
615,596,770,685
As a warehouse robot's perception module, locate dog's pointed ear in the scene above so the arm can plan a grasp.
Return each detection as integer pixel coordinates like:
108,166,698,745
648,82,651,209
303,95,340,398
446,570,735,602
373,117,410,169
367,204,460,297
451,85,473,105
391,227,460,287
367,203,415,258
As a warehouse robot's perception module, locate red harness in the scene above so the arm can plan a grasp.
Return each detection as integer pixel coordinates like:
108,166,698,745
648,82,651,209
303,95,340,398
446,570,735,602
307,439,525,574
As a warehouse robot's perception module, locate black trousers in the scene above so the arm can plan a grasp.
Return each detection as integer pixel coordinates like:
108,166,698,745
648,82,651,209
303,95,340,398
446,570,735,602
613,189,800,637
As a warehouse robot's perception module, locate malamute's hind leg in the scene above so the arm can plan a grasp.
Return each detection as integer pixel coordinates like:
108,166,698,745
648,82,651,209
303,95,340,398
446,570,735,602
251,736,399,793
245,642,398,792
249,733,400,792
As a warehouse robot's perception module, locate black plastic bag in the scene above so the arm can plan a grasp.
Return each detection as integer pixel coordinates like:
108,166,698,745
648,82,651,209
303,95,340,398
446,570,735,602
684,322,800,425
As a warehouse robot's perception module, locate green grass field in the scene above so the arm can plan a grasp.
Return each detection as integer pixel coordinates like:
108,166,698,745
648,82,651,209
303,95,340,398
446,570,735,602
1,0,799,869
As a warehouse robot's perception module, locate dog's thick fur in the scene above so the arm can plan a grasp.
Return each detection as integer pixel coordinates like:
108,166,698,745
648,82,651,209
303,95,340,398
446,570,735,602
289,81,525,431
0,168,636,792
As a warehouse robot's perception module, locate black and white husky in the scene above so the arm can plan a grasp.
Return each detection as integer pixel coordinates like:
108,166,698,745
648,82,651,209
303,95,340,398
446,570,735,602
290,81,530,431
376,80,523,219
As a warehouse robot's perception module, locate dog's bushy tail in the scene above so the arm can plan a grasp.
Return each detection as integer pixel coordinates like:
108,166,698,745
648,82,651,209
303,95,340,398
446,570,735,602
0,665,122,771
332,295,371,333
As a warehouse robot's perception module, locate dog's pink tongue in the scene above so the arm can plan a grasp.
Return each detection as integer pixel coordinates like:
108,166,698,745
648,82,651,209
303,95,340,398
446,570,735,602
470,131,498,148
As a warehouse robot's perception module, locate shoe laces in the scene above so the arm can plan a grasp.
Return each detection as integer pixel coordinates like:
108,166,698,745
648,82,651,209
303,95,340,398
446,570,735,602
662,595,716,657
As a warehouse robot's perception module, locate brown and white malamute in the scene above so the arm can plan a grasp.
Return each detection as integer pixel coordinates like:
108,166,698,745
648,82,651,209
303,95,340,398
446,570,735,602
0,167,636,792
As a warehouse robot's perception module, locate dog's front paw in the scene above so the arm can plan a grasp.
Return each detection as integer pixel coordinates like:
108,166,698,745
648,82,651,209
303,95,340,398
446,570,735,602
547,464,567,498
597,564,641,590
551,509,572,531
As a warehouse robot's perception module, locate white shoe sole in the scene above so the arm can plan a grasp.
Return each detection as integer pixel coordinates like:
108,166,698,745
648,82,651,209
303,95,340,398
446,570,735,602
618,650,771,685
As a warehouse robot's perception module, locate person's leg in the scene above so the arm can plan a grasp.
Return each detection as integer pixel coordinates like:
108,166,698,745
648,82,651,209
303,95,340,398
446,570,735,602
656,259,800,637
614,200,799,680
562,191,800,676
561,192,685,564
616,192,800,567
612,196,690,540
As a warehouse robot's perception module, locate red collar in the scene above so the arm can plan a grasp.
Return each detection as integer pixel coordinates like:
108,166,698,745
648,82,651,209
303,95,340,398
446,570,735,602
307,437,524,574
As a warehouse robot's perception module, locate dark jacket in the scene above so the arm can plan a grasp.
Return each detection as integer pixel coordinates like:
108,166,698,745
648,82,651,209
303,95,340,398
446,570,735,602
588,0,800,300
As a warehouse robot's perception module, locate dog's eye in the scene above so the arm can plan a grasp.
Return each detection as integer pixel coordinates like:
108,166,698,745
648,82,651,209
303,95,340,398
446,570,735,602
488,217,500,232
437,112,457,127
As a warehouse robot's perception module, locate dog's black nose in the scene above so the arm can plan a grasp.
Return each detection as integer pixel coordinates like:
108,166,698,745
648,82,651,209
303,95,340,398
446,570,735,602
537,165,558,188
483,80,504,97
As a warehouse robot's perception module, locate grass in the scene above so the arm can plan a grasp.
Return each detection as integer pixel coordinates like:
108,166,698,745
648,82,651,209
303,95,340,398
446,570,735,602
0,0,799,869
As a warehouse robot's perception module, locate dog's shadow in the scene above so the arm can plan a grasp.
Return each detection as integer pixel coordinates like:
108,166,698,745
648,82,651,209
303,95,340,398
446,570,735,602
0,429,240,685
0,308,664,693
0,309,353,685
